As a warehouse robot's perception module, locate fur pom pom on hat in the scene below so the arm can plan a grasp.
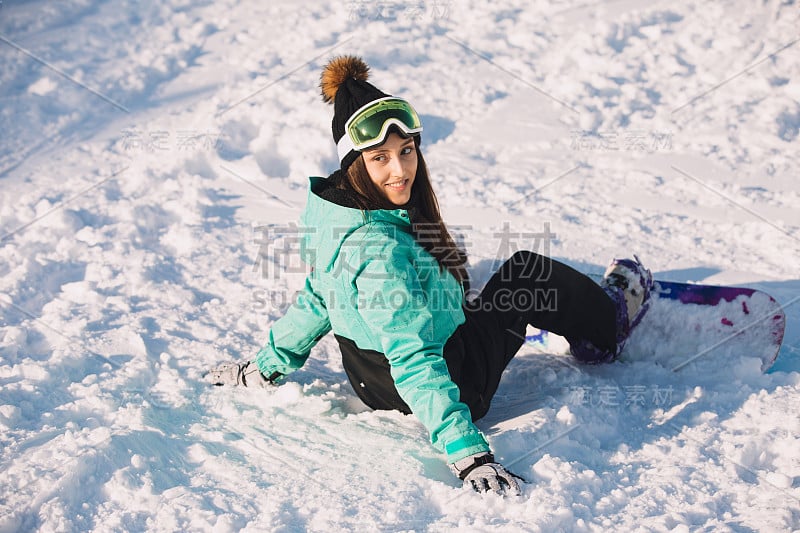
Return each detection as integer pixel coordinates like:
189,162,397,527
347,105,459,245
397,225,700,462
320,55,389,172
320,55,370,104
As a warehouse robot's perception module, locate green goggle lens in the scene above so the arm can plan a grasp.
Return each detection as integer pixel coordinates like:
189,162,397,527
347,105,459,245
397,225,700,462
345,98,422,150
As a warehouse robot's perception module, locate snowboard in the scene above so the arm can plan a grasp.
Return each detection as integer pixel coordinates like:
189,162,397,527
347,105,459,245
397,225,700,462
525,279,786,373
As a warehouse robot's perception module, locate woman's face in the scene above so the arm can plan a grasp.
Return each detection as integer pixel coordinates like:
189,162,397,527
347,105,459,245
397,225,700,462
362,132,418,206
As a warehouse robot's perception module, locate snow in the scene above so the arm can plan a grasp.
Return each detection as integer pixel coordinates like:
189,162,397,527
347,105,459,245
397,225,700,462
1,0,799,530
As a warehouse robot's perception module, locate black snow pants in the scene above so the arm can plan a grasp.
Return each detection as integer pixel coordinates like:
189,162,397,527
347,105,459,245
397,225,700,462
443,251,617,420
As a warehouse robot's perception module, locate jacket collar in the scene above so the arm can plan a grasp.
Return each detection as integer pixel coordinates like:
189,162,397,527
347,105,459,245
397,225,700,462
299,176,412,273
308,175,411,228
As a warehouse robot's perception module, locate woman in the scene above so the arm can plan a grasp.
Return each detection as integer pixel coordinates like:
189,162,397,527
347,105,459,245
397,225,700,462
206,56,654,495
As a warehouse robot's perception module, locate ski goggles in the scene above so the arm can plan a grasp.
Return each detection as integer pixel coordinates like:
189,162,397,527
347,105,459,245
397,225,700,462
337,96,423,162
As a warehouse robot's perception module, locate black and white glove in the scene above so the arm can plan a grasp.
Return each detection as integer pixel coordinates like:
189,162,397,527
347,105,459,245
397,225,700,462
203,361,281,388
450,452,524,496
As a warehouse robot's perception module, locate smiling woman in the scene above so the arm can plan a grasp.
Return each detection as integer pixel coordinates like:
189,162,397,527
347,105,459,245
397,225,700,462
341,134,420,211
205,55,656,496
361,134,417,205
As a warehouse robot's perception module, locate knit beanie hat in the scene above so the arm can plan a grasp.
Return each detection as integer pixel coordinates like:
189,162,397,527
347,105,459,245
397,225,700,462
320,56,398,173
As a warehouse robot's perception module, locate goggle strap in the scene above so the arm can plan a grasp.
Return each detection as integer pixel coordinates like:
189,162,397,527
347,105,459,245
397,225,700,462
337,134,356,162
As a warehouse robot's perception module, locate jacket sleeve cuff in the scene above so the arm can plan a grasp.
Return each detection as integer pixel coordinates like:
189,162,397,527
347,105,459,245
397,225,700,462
253,344,294,378
444,432,491,463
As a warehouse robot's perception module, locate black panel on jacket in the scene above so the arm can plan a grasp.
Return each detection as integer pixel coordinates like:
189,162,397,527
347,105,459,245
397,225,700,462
335,334,412,414
334,332,495,421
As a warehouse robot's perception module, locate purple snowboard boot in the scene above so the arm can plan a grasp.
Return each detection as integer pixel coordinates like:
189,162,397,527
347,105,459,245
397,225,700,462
570,255,654,363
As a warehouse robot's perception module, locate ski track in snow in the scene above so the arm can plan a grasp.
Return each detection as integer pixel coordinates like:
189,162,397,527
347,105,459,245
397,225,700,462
1,0,799,531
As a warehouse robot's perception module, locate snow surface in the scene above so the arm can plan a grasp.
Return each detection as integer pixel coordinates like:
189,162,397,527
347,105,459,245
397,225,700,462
1,0,799,531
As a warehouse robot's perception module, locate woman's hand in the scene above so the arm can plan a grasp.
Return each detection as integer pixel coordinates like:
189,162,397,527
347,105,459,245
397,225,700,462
450,452,524,496
203,361,280,388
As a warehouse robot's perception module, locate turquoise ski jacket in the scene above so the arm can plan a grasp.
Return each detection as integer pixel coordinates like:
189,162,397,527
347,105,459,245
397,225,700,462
254,176,490,462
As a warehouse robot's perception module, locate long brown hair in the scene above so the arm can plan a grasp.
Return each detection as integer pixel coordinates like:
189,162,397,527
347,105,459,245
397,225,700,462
341,139,469,287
